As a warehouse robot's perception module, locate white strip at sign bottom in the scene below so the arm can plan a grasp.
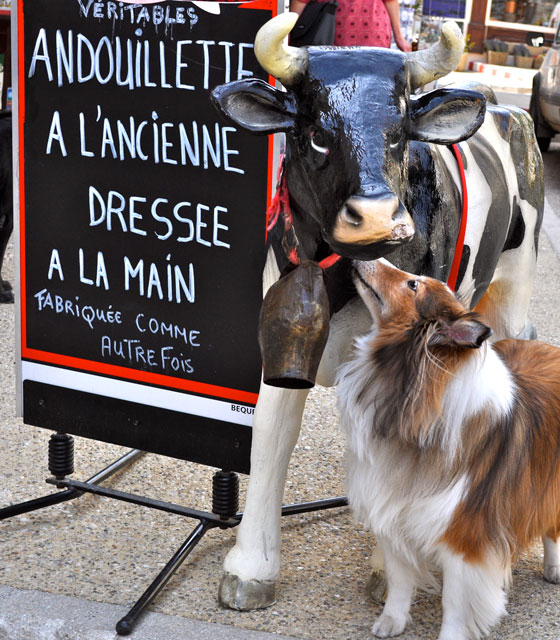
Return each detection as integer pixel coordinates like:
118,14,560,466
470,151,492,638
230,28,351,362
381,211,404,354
21,362,255,427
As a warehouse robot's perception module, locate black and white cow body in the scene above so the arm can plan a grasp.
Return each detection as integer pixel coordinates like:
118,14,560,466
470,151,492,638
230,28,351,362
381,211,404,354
212,15,544,610
0,110,13,304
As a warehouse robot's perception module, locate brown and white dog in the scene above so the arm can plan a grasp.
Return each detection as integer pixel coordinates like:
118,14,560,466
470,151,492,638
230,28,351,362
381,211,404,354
336,258,560,640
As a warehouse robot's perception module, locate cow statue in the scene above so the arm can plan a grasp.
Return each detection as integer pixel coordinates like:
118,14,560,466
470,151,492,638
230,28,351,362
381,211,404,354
211,13,544,610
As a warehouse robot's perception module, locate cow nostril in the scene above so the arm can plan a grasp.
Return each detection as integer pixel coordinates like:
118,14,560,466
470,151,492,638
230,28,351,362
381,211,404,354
343,206,363,227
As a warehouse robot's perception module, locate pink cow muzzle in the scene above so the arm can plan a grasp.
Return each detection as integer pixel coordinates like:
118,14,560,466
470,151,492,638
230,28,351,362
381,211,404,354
333,196,415,247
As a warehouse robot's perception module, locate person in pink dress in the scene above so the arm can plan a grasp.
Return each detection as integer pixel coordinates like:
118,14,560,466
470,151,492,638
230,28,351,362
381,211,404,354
290,0,411,50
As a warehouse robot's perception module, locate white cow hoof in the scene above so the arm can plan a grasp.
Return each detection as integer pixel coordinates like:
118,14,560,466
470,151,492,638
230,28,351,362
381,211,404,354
366,569,387,604
371,613,407,637
219,572,277,610
544,565,560,584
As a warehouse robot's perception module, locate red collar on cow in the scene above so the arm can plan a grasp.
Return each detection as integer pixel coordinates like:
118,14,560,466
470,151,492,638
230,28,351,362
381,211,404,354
266,156,342,270
447,143,468,292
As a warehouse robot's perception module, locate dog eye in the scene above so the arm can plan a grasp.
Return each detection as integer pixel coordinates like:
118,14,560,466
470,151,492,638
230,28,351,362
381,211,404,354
407,280,418,291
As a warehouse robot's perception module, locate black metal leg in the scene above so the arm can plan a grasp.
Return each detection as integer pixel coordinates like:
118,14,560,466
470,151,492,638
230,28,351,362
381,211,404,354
0,448,145,521
114,494,349,635
0,487,81,520
116,519,215,636
281,496,348,516
84,449,145,485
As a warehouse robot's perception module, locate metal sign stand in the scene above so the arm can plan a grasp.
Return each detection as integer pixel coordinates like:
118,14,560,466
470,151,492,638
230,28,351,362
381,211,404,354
0,431,347,636
9,4,348,633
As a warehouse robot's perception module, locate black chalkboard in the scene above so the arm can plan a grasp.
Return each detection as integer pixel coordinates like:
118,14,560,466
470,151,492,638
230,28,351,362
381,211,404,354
16,0,276,473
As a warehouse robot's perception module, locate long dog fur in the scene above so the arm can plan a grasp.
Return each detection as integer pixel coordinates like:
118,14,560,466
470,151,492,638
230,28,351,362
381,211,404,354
336,258,560,640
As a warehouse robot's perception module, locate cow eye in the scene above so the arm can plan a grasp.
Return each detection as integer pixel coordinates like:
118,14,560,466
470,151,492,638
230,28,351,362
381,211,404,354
310,130,329,155
407,279,418,291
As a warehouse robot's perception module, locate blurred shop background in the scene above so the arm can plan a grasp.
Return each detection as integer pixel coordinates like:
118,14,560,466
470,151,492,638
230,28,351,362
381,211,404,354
400,0,558,50
0,0,555,123
399,0,559,109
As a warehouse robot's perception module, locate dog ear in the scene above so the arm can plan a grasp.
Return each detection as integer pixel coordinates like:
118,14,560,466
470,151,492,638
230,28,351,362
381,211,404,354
431,317,492,349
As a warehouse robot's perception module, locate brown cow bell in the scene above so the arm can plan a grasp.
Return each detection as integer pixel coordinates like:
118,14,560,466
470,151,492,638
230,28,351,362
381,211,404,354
259,261,330,389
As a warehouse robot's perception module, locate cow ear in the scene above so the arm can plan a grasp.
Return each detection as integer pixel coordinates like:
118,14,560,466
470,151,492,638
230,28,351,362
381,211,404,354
408,88,486,144
211,78,297,135
429,316,492,349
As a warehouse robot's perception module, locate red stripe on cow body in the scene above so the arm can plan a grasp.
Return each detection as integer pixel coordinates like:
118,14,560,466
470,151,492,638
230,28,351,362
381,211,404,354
447,143,468,292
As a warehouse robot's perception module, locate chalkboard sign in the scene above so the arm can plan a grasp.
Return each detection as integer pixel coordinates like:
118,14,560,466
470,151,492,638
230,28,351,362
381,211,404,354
16,0,277,474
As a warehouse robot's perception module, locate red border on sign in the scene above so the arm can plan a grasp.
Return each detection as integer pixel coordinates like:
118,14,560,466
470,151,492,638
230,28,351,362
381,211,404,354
18,1,277,407
24,347,260,404
240,0,275,9
18,0,27,352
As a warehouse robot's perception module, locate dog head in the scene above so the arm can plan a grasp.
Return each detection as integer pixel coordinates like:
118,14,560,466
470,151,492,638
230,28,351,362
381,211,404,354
353,259,492,349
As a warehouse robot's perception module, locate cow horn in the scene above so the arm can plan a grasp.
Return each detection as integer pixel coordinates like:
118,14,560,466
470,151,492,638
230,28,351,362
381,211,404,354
254,12,308,86
407,21,464,91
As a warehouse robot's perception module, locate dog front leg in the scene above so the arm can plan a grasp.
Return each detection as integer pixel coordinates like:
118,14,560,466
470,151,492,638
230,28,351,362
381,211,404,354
371,538,415,638
543,535,560,584
219,383,309,610
438,549,507,640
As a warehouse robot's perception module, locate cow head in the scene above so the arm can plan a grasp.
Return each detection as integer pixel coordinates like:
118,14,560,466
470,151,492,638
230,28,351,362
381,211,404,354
212,14,486,260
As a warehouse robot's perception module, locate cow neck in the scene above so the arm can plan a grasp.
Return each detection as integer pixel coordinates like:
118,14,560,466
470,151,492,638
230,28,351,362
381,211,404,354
266,147,467,281
266,155,341,270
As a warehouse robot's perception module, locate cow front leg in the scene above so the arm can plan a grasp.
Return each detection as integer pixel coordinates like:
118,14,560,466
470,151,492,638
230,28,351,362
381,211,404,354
219,383,309,610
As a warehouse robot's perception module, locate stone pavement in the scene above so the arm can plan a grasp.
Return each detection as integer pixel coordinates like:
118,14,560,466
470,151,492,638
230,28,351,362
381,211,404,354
0,158,559,638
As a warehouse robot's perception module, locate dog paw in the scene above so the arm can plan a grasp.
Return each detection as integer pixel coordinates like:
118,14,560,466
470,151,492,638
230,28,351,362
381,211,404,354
371,613,406,637
544,565,560,584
